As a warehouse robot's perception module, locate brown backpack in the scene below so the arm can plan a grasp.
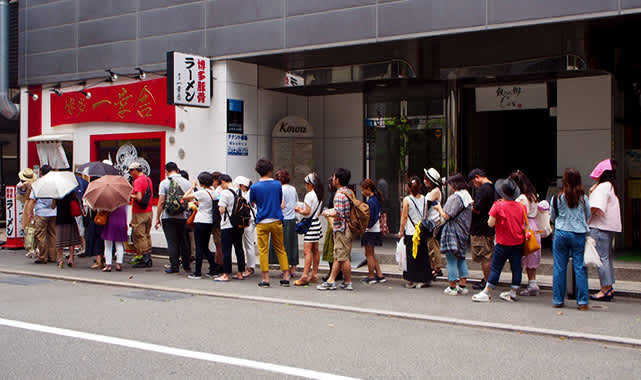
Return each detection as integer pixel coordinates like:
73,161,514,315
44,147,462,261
344,190,370,236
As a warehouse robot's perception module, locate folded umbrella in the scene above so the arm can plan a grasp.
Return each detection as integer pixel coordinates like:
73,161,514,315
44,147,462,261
83,175,133,211
31,171,79,199
77,161,120,177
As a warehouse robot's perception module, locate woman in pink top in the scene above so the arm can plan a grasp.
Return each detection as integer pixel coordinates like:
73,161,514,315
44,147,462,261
588,159,622,301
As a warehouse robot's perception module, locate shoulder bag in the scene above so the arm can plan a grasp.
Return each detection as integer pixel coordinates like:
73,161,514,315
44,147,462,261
296,198,321,235
523,206,540,256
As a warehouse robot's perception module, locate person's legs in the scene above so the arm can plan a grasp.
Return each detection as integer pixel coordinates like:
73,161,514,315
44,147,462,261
256,223,270,279
242,224,257,272
212,228,223,268
570,232,589,306
445,251,459,288
487,244,509,289
301,242,313,281
162,219,181,271
114,242,124,264
328,229,351,284
552,231,570,306
457,257,469,287
103,240,114,266
232,227,246,275
364,245,376,278
268,222,290,280
592,228,615,293
311,242,320,280
220,228,233,277
174,219,189,270
193,223,208,276
507,244,523,291
427,238,442,272
34,216,49,262
46,217,57,262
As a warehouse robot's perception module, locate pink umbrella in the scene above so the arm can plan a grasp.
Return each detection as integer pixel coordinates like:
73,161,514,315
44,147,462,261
83,175,133,211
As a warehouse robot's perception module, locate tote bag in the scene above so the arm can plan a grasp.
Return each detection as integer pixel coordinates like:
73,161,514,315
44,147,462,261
523,207,540,256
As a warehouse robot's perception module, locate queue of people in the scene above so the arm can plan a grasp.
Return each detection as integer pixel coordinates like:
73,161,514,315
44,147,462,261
16,157,622,310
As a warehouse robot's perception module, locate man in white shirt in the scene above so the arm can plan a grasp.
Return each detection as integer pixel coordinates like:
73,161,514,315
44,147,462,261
155,162,192,273
214,174,246,282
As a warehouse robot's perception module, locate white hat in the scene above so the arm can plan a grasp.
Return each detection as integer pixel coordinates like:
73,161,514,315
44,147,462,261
423,168,442,186
234,176,251,188
128,162,142,171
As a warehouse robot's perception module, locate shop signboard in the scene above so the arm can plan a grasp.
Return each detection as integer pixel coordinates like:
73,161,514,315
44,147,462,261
167,51,211,107
475,83,548,112
3,186,25,248
51,78,175,128
226,134,249,156
272,116,314,198
227,99,244,134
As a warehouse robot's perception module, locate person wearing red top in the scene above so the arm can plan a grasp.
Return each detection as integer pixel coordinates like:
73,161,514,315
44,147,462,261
472,178,526,303
129,162,154,268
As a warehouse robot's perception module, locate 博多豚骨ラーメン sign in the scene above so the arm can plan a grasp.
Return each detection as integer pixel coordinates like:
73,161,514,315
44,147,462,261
272,116,314,138
50,78,175,128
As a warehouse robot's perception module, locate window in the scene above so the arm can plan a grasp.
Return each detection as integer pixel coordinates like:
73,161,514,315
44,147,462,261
90,132,165,200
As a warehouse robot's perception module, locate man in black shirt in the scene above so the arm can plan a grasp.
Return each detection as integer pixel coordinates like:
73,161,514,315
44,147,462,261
468,169,496,290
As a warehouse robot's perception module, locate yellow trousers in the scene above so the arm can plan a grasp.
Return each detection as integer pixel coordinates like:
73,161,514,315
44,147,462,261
256,221,289,272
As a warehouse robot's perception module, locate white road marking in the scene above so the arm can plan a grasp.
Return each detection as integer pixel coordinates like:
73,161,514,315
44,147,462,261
0,317,359,380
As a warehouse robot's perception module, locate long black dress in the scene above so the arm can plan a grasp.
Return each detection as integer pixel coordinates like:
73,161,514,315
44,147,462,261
84,209,105,257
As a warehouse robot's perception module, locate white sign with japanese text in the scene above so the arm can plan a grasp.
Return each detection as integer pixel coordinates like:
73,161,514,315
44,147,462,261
226,134,249,156
475,84,548,112
167,51,211,107
5,186,24,239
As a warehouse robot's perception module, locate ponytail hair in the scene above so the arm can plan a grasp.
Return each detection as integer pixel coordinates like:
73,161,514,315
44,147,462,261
305,173,324,203
360,178,383,202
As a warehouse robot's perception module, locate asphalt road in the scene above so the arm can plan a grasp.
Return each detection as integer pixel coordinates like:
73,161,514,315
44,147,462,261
1,274,640,379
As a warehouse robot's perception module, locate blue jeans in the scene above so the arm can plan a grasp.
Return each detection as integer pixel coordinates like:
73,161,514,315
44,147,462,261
487,244,523,289
553,230,589,306
590,228,615,287
445,251,469,282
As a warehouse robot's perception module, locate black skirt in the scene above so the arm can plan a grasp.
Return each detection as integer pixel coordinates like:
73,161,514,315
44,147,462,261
84,220,105,257
361,232,383,247
402,235,432,283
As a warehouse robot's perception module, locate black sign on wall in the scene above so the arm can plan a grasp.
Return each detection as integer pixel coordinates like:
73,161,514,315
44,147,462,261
227,99,244,134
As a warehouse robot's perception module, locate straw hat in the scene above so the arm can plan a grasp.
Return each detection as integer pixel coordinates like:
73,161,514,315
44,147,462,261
18,168,35,182
423,168,442,186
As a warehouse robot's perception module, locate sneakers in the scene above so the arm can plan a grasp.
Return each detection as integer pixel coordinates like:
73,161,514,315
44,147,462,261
500,291,518,302
472,291,491,302
456,285,469,295
376,276,387,283
339,282,353,291
443,286,458,296
187,273,202,280
473,279,487,290
317,281,337,291
164,267,179,274
361,277,377,284
519,285,540,296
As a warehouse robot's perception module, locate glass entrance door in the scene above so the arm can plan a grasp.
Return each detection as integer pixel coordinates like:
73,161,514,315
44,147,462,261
366,98,446,234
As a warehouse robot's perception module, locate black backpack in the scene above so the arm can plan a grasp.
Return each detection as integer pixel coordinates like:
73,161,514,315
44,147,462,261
225,189,252,229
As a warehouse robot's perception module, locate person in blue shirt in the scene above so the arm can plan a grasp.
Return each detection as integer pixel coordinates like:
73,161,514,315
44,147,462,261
249,159,291,288
550,168,591,310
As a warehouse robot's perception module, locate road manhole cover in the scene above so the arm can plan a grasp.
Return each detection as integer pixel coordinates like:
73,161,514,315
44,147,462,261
116,290,192,302
0,275,52,286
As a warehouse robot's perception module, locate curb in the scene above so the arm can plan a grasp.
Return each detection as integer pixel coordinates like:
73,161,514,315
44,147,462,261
1,267,641,349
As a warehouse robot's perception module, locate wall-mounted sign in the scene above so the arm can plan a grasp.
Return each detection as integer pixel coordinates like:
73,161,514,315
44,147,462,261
51,78,175,128
271,116,314,138
167,51,211,107
475,83,548,112
227,99,244,134
227,134,248,156
272,116,314,199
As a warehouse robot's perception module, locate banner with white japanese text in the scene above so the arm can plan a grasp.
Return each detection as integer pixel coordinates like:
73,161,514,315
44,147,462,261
167,51,211,107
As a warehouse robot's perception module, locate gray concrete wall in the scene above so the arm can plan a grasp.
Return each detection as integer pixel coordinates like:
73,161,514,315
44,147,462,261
18,0,641,86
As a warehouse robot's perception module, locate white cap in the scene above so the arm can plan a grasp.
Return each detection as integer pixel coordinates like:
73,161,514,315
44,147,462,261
234,176,251,188
128,162,142,171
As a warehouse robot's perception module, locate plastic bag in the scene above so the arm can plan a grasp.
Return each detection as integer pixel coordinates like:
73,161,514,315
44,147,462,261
536,200,553,238
24,225,35,252
396,238,407,272
584,236,602,268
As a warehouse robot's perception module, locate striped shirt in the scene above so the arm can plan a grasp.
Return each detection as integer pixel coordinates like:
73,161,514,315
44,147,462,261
333,188,353,232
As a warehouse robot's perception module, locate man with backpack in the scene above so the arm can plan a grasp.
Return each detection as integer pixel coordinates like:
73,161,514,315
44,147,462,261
214,174,246,282
318,168,357,291
129,162,154,268
155,162,192,273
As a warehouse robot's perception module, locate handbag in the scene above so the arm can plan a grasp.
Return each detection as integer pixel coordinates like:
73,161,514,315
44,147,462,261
70,199,82,217
186,208,197,227
523,207,540,256
583,236,602,267
94,210,110,226
24,225,35,251
296,199,321,235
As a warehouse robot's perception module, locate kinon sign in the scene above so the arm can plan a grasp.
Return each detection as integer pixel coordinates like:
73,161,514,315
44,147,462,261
272,116,314,138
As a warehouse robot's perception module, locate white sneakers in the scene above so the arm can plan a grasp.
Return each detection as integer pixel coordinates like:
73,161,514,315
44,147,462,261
472,291,491,302
443,285,469,296
499,291,518,302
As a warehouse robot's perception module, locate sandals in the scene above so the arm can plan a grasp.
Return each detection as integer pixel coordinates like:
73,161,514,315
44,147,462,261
294,279,309,286
233,274,245,280
115,264,122,272
102,266,112,272
214,276,230,282
257,281,270,288
242,268,255,278
90,263,103,270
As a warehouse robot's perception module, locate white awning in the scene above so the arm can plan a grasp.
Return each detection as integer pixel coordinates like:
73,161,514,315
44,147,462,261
27,134,73,142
